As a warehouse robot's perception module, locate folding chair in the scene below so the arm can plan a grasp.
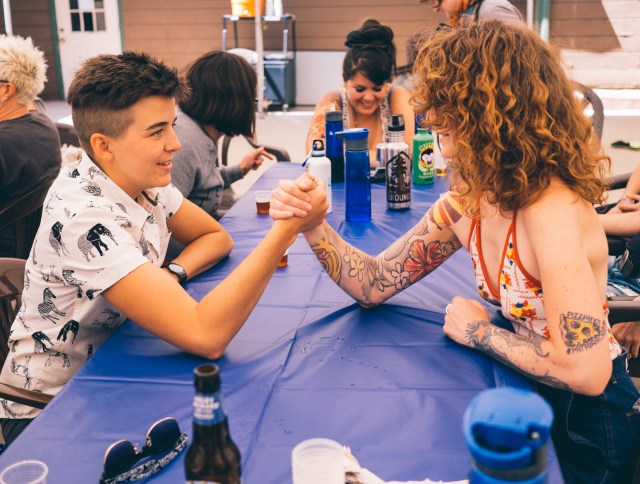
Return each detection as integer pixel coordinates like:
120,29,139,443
0,258,53,409
0,179,54,259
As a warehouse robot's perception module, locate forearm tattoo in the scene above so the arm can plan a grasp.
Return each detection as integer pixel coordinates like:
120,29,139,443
559,311,605,354
465,319,575,390
310,234,342,283
309,200,461,303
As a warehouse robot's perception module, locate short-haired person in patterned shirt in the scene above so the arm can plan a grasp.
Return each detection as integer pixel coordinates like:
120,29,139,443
0,51,328,446
270,22,640,482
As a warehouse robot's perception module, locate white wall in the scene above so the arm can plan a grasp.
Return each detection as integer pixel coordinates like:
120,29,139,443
295,51,344,106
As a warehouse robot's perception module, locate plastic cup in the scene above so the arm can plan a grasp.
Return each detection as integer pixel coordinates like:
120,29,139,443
291,438,343,484
255,190,271,214
278,248,289,268
0,460,48,484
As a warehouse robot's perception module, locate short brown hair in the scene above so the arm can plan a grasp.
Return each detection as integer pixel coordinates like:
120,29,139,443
412,21,609,216
67,51,185,157
179,50,257,137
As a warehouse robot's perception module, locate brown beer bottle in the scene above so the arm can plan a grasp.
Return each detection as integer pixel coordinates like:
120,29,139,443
184,364,241,484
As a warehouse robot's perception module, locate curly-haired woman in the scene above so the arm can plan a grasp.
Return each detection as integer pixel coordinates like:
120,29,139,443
272,21,640,482
305,19,415,166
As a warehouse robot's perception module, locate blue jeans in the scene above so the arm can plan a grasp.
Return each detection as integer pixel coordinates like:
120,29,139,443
608,256,640,296
537,351,640,483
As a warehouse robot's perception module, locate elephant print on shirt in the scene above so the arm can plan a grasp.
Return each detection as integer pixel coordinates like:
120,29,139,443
78,224,118,262
32,331,54,353
57,319,80,343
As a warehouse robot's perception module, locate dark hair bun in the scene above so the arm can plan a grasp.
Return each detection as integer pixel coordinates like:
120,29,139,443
345,19,394,49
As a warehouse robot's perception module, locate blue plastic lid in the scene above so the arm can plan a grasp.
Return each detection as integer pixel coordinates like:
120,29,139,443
463,387,553,472
337,128,369,141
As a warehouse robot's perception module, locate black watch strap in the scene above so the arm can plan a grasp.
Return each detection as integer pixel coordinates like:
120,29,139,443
163,262,188,284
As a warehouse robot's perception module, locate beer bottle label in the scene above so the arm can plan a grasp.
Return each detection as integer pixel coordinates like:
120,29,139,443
387,150,411,205
193,391,225,425
414,141,434,184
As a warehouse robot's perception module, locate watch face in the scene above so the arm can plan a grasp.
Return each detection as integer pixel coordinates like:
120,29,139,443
167,263,187,282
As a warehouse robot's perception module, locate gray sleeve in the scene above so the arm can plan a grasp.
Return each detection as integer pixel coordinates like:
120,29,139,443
220,165,244,188
170,143,198,196
479,0,524,24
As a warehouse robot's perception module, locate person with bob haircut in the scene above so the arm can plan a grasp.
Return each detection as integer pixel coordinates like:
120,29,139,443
0,34,61,257
305,19,415,166
172,50,273,219
0,51,327,446
270,21,640,482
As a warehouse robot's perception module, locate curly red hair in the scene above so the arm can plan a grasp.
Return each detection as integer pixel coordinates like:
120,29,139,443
412,21,609,217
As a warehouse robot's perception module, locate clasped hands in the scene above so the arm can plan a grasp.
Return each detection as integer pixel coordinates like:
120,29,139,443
270,173,328,232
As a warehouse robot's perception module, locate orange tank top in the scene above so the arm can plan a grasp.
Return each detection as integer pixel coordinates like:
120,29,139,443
468,213,621,359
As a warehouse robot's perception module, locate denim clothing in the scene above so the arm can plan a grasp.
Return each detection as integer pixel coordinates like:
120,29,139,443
537,351,640,483
608,255,640,297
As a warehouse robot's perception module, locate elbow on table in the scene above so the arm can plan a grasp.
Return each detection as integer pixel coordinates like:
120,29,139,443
221,232,234,257
189,339,228,360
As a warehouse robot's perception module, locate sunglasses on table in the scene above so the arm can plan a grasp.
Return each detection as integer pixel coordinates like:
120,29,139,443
100,417,188,484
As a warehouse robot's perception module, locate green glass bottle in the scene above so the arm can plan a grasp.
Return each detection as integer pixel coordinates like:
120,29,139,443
412,128,434,185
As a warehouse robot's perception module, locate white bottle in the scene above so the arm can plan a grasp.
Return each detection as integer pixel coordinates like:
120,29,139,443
307,139,332,214
273,0,283,18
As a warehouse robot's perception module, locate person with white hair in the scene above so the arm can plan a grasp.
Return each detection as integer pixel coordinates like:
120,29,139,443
0,34,61,257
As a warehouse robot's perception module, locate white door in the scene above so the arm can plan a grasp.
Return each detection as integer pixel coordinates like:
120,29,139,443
54,0,122,97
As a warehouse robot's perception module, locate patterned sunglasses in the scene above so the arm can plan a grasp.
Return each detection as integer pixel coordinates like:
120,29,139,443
99,417,188,483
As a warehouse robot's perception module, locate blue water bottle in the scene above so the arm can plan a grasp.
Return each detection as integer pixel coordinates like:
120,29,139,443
463,387,553,484
325,110,344,183
338,128,371,222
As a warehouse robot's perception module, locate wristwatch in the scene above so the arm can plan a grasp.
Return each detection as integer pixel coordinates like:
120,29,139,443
163,262,188,284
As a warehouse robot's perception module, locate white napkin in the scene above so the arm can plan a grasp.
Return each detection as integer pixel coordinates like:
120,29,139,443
343,446,469,484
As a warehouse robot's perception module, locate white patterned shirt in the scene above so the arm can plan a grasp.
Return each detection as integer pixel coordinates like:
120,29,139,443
0,154,183,419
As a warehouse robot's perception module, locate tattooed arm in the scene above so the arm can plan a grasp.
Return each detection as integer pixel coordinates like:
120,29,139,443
446,185,613,396
305,91,340,154
302,193,464,306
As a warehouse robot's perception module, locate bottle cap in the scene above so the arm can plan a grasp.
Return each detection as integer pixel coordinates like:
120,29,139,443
337,128,369,151
311,139,326,156
417,127,428,135
194,364,221,393
325,111,342,123
463,387,552,476
388,114,405,132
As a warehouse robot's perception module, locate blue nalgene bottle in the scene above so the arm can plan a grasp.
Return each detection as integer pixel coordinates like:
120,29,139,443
325,110,344,183
463,387,553,484
338,128,371,222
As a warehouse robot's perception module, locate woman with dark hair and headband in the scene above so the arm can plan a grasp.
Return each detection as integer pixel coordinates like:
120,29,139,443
305,19,415,166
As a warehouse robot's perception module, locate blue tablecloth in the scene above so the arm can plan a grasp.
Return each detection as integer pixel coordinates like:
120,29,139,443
0,163,563,482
